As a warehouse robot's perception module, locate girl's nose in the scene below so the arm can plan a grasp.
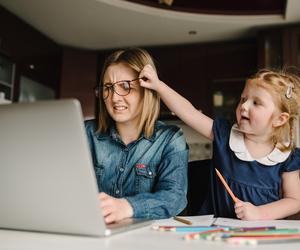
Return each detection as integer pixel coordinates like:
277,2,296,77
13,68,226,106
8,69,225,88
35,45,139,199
240,100,249,111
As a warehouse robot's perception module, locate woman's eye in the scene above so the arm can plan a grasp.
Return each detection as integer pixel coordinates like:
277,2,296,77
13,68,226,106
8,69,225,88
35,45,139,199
103,84,112,90
121,81,130,90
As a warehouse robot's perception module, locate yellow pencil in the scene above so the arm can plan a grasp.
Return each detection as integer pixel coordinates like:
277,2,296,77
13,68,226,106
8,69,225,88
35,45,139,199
173,216,192,225
215,168,238,203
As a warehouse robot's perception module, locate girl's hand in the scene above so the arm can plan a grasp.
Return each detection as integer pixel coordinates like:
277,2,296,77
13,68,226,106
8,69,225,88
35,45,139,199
139,64,162,91
98,192,133,224
234,199,262,220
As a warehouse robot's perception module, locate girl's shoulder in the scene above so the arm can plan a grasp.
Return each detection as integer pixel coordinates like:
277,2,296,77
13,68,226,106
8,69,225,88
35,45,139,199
282,148,300,172
213,117,231,143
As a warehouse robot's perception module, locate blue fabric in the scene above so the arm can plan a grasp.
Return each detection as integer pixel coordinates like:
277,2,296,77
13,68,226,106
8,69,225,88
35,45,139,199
204,117,300,218
85,120,189,219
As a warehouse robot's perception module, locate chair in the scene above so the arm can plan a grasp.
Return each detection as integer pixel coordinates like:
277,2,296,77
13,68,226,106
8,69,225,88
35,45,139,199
180,159,212,216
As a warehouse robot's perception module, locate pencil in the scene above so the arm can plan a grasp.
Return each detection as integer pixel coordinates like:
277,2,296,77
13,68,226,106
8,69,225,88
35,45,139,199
215,168,238,203
173,216,192,225
227,237,300,245
157,226,218,232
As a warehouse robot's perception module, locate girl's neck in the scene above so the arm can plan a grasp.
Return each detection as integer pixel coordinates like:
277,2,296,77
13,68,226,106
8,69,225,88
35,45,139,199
244,134,275,159
116,123,140,145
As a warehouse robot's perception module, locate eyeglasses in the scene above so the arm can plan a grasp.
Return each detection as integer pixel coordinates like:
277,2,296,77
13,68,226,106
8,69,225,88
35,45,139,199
94,78,142,100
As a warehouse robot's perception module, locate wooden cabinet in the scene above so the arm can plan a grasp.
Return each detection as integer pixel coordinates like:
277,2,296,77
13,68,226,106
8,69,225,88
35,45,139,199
258,25,300,69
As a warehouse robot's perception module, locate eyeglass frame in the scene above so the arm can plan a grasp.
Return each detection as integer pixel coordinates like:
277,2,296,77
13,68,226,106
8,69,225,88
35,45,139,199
93,77,144,100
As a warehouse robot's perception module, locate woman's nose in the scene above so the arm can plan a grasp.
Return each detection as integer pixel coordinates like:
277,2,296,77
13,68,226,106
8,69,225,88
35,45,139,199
111,88,121,101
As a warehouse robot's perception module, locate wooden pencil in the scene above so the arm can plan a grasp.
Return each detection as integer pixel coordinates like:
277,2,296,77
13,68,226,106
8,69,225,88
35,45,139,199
173,216,193,225
215,168,238,203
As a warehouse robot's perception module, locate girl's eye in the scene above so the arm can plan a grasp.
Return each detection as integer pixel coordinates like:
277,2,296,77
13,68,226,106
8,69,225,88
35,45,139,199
240,97,247,103
253,100,261,105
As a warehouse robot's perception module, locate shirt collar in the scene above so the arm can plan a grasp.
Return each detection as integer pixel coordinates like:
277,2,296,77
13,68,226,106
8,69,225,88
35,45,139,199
229,124,290,166
95,122,157,143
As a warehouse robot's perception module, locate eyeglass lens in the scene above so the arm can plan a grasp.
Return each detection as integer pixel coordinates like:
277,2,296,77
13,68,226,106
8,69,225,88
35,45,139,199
102,81,131,99
94,78,143,99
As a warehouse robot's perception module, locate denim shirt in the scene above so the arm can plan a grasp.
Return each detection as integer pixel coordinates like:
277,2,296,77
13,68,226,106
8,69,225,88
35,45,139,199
85,119,188,219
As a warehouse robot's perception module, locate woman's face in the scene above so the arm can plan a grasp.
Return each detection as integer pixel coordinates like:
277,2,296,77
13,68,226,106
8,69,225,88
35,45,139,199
103,63,144,128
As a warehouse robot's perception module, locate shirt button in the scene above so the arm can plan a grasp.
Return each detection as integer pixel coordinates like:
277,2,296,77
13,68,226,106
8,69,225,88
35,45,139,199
115,189,120,194
148,171,152,176
124,148,128,152
120,167,124,172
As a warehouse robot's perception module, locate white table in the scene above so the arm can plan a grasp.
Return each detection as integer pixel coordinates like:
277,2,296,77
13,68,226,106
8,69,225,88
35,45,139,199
1,222,300,250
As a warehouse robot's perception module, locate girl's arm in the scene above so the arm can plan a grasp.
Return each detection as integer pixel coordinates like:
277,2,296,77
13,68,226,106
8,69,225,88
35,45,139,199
235,170,300,220
140,64,213,140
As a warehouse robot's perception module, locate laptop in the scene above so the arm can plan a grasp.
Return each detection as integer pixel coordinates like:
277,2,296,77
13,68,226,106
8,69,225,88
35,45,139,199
0,99,152,237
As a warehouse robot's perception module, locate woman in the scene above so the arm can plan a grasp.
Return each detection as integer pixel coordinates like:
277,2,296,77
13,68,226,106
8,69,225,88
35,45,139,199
85,48,188,224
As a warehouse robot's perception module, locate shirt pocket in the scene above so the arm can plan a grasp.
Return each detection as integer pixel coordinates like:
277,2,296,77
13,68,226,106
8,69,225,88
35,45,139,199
134,163,157,194
95,164,104,192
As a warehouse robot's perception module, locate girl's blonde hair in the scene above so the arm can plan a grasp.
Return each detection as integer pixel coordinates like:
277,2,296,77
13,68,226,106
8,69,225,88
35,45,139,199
96,48,160,138
249,67,300,151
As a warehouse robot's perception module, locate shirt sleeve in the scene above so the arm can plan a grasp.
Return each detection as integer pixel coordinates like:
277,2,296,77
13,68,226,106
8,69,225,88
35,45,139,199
212,117,231,148
126,127,189,219
282,148,300,172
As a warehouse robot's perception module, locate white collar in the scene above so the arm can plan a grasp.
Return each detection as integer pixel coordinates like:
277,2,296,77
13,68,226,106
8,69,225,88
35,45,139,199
229,124,291,166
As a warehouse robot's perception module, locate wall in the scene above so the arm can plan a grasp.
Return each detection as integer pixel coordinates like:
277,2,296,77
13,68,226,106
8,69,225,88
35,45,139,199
59,48,98,118
0,6,61,99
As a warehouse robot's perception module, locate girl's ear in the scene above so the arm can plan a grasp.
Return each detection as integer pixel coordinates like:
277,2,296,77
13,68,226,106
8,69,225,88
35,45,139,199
273,112,290,127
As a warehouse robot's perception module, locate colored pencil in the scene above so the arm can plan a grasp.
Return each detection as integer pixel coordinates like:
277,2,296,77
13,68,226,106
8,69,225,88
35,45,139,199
152,225,218,230
173,216,193,225
184,228,227,240
215,168,238,203
227,237,300,245
158,227,219,232
222,229,300,237
233,226,276,232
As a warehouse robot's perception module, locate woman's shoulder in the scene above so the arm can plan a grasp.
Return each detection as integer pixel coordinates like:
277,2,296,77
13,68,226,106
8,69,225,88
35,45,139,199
84,119,98,133
154,121,188,153
154,120,186,143
155,120,183,135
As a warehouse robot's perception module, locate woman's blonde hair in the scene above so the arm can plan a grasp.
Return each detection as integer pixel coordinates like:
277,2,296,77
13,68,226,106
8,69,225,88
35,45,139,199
249,67,300,151
96,48,160,138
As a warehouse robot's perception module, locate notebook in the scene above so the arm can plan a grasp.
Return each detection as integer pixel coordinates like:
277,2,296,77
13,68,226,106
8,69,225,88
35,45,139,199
0,99,152,237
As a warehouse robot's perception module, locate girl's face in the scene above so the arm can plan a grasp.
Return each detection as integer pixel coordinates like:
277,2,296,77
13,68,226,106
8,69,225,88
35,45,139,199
103,63,144,128
235,80,280,137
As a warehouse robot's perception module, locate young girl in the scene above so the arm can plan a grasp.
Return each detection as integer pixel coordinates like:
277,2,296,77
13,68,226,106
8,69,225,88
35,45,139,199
139,65,300,220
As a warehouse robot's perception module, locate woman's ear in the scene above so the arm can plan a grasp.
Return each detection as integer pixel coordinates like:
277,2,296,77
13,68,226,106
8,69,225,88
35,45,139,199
273,112,290,127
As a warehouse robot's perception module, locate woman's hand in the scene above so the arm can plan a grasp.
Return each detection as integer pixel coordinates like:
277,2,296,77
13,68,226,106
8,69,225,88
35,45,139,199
139,64,162,91
98,192,133,224
234,199,262,220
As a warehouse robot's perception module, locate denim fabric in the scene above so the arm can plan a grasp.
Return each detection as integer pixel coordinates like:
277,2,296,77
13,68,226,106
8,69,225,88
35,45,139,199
85,120,189,219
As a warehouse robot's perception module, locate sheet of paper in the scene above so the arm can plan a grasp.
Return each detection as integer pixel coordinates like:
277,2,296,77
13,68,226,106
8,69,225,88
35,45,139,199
214,217,300,229
152,214,215,227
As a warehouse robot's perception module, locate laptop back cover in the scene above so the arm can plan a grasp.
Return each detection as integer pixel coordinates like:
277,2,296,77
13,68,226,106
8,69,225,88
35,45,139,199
0,99,106,236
